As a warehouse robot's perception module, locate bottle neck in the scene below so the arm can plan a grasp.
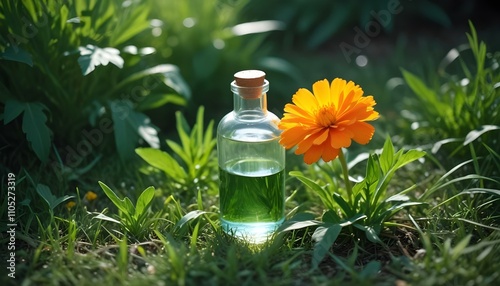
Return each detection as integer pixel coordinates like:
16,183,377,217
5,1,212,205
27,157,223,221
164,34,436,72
233,93,267,118
231,79,269,119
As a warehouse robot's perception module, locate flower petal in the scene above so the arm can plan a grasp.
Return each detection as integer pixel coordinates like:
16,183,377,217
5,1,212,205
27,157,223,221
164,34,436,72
321,145,340,162
312,128,329,145
337,97,378,123
337,89,357,114
302,144,323,164
283,103,313,120
350,121,375,145
330,78,347,107
329,128,352,149
312,79,331,106
295,128,323,154
281,104,318,127
292,88,318,111
279,126,309,148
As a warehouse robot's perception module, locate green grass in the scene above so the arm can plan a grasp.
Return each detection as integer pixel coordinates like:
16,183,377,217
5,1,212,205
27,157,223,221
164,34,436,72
7,123,500,286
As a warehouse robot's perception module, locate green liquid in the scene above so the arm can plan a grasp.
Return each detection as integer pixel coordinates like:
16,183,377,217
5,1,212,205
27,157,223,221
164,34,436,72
219,159,285,242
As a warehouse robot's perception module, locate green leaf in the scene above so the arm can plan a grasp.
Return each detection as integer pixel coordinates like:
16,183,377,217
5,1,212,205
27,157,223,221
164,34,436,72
277,219,322,233
354,224,382,244
290,171,335,210
401,69,435,101
110,100,138,160
98,181,131,215
110,100,159,160
339,213,367,227
463,125,500,146
166,140,190,166
136,93,187,111
379,137,395,174
174,210,209,230
322,209,342,223
431,138,462,154
108,3,150,46
93,213,122,225
0,45,33,66
434,174,497,194
451,235,471,260
136,147,175,172
401,69,451,121
196,189,203,211
355,154,379,199
360,261,382,278
135,147,187,182
312,224,342,269
36,184,73,211
175,111,192,155
461,188,500,197
394,149,426,170
3,99,25,124
108,65,187,97
332,192,356,218
372,141,425,206
195,107,205,149
134,186,155,219
135,113,159,148
383,201,424,218
78,45,124,76
123,197,136,217
22,102,52,162
385,194,410,202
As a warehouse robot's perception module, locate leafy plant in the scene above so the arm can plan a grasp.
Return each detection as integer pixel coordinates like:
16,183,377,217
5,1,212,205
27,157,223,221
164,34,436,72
136,106,217,196
279,137,425,267
95,181,156,240
401,22,500,154
145,0,288,118
3,101,51,162
329,243,382,284
36,183,74,220
398,215,500,285
0,0,189,164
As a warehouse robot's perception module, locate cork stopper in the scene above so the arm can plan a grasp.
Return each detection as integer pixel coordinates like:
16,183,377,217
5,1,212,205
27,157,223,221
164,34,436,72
234,70,266,87
232,70,268,99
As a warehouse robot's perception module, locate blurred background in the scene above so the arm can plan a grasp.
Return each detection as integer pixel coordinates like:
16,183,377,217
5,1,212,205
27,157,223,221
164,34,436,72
1,0,499,167
148,0,500,123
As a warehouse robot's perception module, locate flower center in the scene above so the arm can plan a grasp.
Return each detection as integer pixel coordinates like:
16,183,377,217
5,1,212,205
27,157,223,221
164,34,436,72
316,105,337,127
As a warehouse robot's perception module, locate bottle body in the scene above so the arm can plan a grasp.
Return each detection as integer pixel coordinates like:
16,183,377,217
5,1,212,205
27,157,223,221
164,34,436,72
217,72,285,243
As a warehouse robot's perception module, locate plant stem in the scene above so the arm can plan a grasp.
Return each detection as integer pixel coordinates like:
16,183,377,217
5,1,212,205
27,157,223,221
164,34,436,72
338,149,353,204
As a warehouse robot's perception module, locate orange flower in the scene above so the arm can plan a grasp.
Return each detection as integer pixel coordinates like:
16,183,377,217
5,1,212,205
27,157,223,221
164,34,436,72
66,201,76,210
85,191,97,202
279,78,379,164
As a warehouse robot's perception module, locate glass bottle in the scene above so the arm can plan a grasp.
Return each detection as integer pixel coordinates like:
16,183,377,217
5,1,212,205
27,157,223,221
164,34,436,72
217,70,285,243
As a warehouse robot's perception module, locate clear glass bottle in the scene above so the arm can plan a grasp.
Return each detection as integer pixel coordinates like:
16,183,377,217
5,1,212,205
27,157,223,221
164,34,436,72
217,70,285,243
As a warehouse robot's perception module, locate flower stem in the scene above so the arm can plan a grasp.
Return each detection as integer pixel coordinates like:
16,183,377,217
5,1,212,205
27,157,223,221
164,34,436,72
338,149,353,204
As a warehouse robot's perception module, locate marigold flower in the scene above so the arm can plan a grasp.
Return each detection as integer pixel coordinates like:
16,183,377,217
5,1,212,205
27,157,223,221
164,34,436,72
279,78,379,164
85,191,97,202
66,201,76,210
